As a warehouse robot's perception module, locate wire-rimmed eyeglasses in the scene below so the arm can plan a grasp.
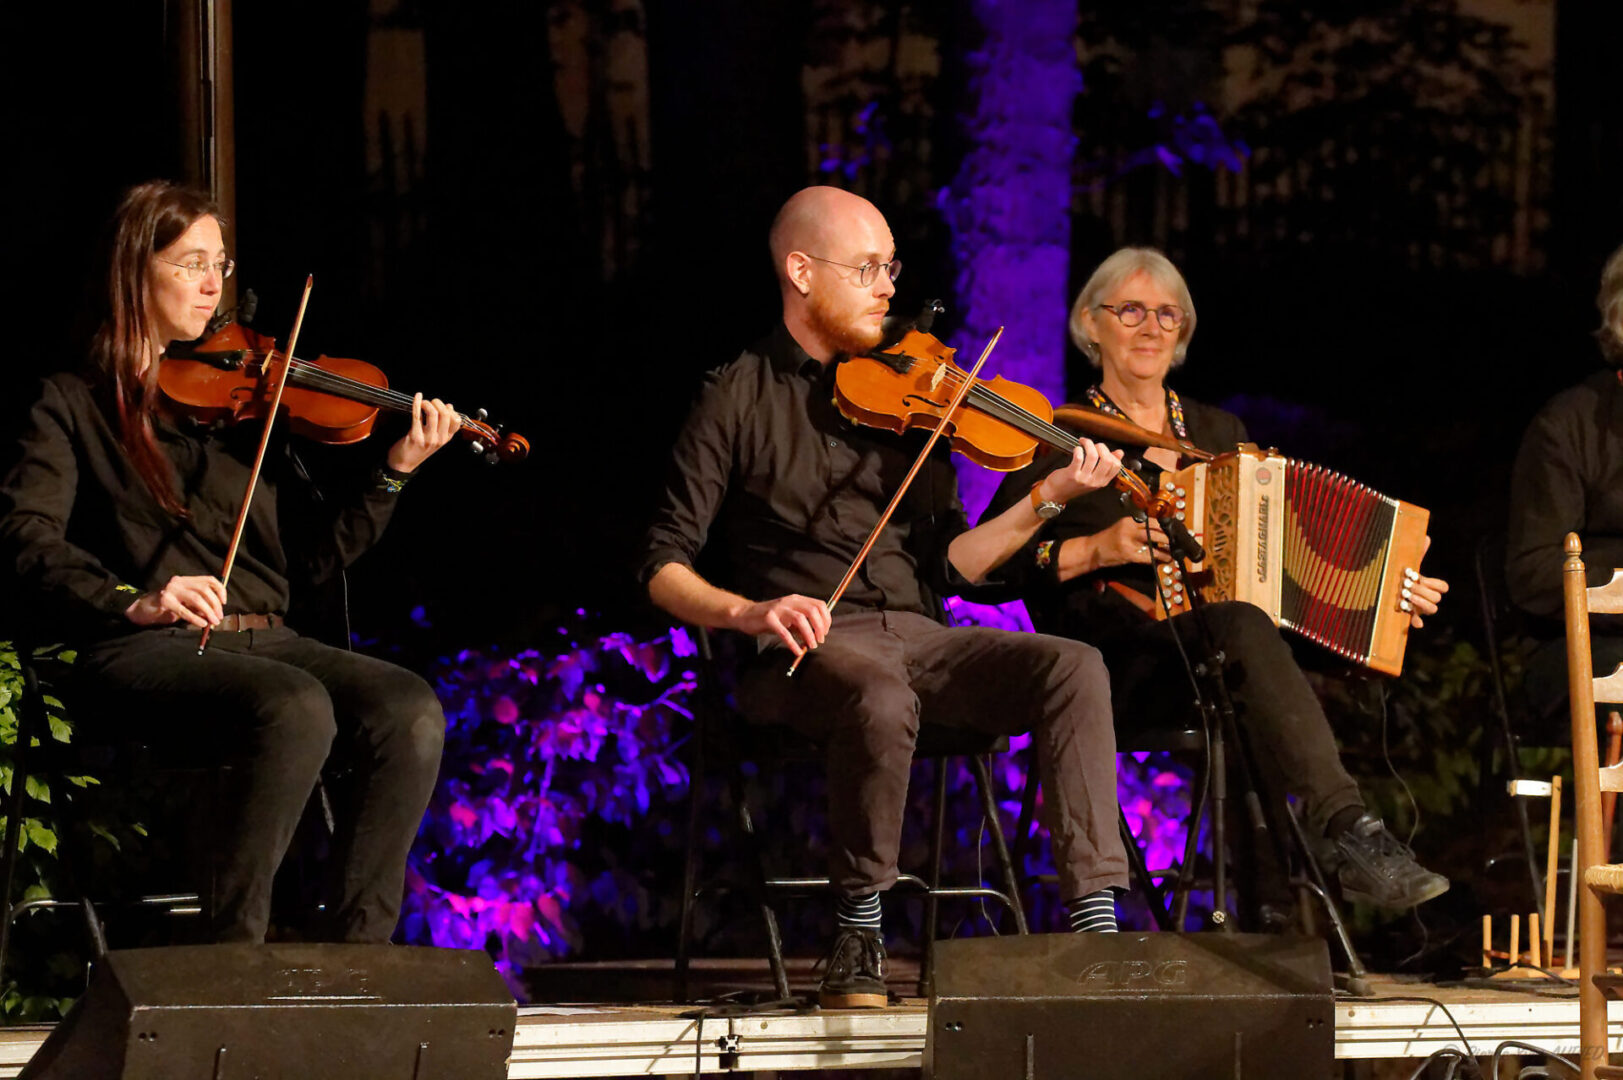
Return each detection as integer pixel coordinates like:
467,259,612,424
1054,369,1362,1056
807,255,902,288
156,257,236,282
1097,301,1185,332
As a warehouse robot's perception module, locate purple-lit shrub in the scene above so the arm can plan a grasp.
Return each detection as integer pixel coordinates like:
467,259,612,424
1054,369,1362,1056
400,615,696,992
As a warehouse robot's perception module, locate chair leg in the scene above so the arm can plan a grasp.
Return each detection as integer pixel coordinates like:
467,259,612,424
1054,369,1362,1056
919,758,949,997
1284,801,1370,996
1119,808,1174,932
730,762,791,1002
674,734,706,1004
969,754,1028,934
1011,756,1038,897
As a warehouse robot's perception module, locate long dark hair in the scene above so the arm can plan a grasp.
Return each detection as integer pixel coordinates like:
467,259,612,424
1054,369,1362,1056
89,180,220,516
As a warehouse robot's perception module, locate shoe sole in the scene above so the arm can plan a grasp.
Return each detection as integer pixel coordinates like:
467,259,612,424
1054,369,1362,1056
818,989,888,1009
1343,878,1450,909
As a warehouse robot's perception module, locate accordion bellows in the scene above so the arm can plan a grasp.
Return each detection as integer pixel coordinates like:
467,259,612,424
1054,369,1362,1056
1151,445,1430,676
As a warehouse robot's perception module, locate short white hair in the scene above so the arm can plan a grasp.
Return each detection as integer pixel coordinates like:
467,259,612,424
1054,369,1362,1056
1069,247,1197,368
1601,243,1623,365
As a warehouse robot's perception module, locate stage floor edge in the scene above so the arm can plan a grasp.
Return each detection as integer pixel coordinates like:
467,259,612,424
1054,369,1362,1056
0,979,1610,1075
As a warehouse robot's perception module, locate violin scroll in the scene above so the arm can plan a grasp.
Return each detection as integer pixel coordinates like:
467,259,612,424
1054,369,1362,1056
465,407,530,464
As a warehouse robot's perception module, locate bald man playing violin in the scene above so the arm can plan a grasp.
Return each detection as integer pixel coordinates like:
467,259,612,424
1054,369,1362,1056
640,186,1128,1009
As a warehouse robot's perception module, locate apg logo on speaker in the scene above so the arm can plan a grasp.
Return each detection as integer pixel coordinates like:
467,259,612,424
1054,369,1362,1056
1075,959,1190,989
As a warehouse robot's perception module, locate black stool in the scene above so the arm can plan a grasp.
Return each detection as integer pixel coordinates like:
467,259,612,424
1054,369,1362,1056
674,628,1027,1003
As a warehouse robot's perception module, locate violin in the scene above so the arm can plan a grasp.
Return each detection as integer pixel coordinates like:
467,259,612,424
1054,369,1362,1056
162,320,529,464
834,320,1191,535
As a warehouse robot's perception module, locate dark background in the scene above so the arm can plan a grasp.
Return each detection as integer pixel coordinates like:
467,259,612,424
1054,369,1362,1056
3,0,1620,649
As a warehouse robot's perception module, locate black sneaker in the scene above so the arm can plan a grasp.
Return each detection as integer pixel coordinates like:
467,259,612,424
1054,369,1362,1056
818,926,888,1009
1334,813,1450,909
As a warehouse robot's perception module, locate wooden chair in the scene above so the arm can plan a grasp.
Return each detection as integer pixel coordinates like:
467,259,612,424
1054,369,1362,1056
1562,533,1623,1078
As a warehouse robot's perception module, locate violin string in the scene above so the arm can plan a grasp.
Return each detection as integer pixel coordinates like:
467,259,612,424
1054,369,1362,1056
915,362,1141,486
250,353,480,428
910,360,1080,449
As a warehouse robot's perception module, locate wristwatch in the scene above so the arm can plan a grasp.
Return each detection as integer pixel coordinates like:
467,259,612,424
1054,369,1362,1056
1029,483,1065,521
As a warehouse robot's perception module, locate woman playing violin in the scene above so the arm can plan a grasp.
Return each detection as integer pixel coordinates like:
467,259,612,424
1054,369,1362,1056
0,180,457,943
640,185,1129,1011
987,247,1450,916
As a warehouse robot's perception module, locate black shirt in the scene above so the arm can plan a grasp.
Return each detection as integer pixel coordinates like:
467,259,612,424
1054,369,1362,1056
984,394,1249,638
1506,368,1623,624
638,323,969,616
0,372,404,643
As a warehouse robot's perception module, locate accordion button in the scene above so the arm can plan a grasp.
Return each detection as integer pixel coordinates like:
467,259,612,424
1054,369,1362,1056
1176,487,1186,497
1175,512,1185,521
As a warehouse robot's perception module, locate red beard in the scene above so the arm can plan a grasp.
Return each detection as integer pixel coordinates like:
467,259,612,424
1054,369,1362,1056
807,289,885,356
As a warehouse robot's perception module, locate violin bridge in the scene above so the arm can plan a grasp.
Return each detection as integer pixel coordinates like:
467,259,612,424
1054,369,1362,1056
929,363,948,393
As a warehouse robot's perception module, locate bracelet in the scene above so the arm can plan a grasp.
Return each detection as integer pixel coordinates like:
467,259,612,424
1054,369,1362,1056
1035,539,1055,570
373,466,413,494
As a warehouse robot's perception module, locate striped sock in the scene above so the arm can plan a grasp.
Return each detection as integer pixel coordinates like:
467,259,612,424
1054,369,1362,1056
836,891,882,932
1066,889,1118,933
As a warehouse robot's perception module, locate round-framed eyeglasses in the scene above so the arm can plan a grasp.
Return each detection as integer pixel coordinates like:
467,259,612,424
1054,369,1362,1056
1097,301,1185,332
156,256,236,282
807,255,902,288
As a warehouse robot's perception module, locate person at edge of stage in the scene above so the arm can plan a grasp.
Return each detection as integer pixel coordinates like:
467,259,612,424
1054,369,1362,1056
984,246,1451,920
638,186,1130,1010
0,180,457,945
1506,241,1623,717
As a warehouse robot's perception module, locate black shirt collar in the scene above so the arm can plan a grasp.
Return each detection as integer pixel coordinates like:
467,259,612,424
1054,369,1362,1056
764,321,827,379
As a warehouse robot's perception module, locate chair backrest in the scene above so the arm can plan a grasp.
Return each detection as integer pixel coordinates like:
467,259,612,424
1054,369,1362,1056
1560,533,1623,1078
1564,533,1623,798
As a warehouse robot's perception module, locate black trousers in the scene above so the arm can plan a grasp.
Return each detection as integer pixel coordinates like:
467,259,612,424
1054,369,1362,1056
736,609,1127,902
75,625,445,944
1087,600,1364,838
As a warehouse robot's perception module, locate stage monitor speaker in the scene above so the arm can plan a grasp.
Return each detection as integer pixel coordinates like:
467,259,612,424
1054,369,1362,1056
926,932,1334,1080
19,943,516,1080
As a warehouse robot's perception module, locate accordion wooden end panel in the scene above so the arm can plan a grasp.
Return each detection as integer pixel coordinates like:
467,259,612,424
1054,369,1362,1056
1150,445,1430,676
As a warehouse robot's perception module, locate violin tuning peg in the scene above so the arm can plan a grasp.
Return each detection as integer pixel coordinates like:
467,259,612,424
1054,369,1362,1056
469,440,486,455
475,407,489,422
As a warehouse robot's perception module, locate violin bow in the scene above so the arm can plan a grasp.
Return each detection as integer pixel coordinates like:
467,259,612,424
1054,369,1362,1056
786,326,1005,677
197,275,314,656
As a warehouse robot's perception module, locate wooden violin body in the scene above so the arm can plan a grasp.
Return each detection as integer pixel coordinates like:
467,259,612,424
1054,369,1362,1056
162,323,383,444
833,327,1176,520
162,321,529,463
834,330,1053,472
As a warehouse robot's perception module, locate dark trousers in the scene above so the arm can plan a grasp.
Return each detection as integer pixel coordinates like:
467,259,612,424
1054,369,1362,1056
1089,601,1364,838
736,609,1127,902
75,625,445,944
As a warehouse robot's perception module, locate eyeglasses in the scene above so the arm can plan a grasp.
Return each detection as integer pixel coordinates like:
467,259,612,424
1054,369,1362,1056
807,255,902,288
1097,301,1185,332
156,256,236,282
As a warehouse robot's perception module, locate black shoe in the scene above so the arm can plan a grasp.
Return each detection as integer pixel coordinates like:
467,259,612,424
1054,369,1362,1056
818,926,888,1009
1334,814,1450,909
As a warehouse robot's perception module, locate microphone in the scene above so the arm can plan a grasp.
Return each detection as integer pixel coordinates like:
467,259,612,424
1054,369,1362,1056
879,298,945,349
202,288,259,336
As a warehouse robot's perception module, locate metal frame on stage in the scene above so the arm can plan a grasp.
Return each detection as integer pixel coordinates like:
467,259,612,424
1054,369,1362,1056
0,984,1612,1076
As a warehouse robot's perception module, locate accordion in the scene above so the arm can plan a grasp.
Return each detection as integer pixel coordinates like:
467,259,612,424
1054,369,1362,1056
1148,445,1430,676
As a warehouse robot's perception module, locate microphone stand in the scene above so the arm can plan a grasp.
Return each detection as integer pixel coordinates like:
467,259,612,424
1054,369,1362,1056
1151,508,1372,994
